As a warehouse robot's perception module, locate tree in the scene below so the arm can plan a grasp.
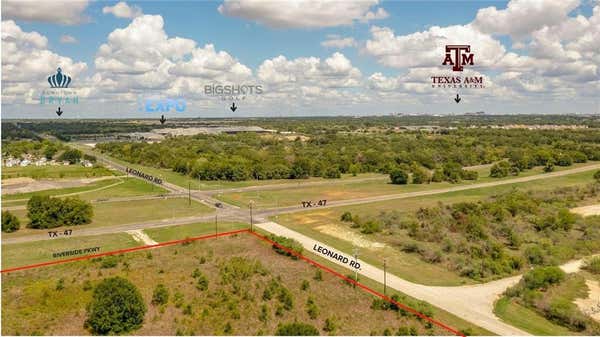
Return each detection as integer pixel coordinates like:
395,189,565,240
85,277,146,335
323,166,341,179
275,322,319,336
522,266,565,290
83,154,97,163
594,170,600,183
151,284,169,305
412,167,431,184
27,196,93,229
58,148,83,164
390,169,408,185
544,160,555,173
490,161,510,178
2,210,20,233
340,212,353,222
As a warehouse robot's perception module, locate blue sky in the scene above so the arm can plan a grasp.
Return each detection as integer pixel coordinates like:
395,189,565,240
2,0,599,118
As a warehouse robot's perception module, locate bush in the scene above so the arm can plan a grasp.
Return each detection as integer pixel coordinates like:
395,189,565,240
583,256,600,275
412,167,430,184
275,322,319,336
100,255,119,269
594,170,600,183
522,266,565,290
152,284,169,305
490,161,510,178
85,277,146,335
340,211,353,222
390,169,409,185
2,210,20,233
323,317,336,333
268,235,303,259
360,220,382,234
323,167,341,179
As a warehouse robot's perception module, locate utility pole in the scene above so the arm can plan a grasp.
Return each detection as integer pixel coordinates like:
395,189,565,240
215,214,218,237
188,182,191,206
249,201,254,232
353,247,359,286
384,258,387,295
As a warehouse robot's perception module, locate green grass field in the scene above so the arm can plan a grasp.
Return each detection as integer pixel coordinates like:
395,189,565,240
1,165,116,180
218,162,599,209
2,178,168,207
1,232,141,269
272,169,598,286
144,221,248,242
494,297,577,335
4,198,214,238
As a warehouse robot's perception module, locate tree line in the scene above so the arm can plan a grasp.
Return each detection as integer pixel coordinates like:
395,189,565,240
96,128,600,182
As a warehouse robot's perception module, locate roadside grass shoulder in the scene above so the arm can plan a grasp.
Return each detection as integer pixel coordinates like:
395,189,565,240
494,297,578,335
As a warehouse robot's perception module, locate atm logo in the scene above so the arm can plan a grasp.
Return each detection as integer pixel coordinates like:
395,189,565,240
442,45,474,72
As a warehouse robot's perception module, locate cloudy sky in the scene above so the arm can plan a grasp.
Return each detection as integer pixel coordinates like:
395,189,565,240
1,0,599,118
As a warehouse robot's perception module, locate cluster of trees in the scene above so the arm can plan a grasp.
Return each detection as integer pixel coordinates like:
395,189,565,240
390,162,478,185
346,183,600,281
96,127,600,182
2,210,20,233
27,195,93,229
2,139,63,160
504,267,600,334
268,235,304,259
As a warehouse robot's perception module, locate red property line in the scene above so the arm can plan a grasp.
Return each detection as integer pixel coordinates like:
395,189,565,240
1,228,250,274
249,231,465,337
2,228,463,337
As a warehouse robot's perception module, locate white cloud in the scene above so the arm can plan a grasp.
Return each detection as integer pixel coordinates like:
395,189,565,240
1,20,87,103
1,0,89,25
363,25,506,69
473,0,580,38
321,35,357,49
59,34,77,44
218,0,388,28
102,1,143,19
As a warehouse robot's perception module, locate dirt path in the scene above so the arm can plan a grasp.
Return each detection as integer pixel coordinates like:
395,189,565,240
126,229,158,245
255,221,600,336
571,204,600,217
1,175,124,195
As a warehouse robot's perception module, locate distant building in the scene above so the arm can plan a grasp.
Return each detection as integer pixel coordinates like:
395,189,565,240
81,160,93,168
20,159,31,167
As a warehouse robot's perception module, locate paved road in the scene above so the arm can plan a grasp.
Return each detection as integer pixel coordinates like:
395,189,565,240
256,221,598,336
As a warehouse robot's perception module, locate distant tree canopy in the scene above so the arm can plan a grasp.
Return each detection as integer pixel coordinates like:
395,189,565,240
1,139,63,159
85,277,146,335
2,210,20,233
93,128,600,182
27,195,93,229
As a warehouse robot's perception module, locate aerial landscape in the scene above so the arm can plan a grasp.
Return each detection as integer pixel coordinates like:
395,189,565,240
1,1,600,337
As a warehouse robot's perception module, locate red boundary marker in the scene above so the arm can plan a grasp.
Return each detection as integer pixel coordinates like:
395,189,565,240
249,231,465,337
2,228,464,336
1,228,250,274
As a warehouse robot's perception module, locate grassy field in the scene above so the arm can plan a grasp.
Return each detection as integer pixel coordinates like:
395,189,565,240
1,232,140,269
272,169,598,286
1,165,115,180
1,232,491,336
4,198,214,238
494,297,577,335
2,176,167,204
144,222,248,242
218,162,599,209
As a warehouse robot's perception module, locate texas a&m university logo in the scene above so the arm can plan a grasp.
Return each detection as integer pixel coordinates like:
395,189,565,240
442,45,474,71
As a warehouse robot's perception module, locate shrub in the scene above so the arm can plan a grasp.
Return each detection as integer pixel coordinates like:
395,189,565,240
100,255,119,269
301,280,310,291
522,266,565,290
306,297,319,319
314,269,323,281
152,284,169,305
56,278,65,291
390,169,409,185
583,256,600,275
360,220,382,234
275,322,319,336
2,210,20,233
85,277,146,335
324,167,341,179
412,167,431,184
594,170,600,183
268,235,303,259
490,161,510,178
323,317,337,333
340,211,353,222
